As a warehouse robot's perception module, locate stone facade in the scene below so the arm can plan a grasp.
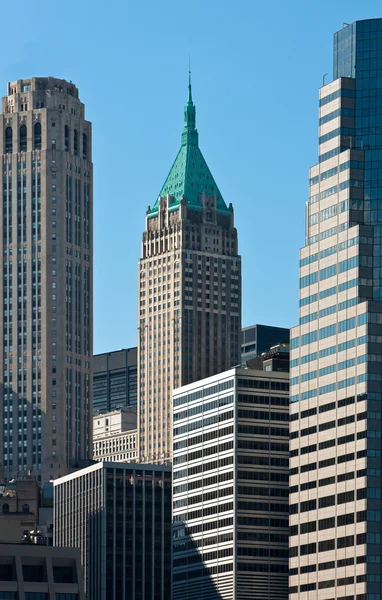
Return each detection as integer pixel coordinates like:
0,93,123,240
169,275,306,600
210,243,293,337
92,407,137,462
0,77,93,481
138,82,241,463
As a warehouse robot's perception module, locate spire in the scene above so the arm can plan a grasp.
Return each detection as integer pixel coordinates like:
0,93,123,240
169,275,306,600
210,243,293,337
148,74,231,217
188,68,192,103
182,70,198,146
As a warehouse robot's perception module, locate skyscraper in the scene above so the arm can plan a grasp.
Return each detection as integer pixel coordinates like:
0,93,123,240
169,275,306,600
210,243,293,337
290,19,382,599
138,78,241,462
0,77,93,481
172,360,289,600
54,461,172,599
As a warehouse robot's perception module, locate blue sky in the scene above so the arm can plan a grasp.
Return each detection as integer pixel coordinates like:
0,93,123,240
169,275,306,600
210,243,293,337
2,0,381,353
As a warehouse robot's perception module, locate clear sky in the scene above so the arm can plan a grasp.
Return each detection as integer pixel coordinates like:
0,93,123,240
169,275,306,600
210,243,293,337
2,0,381,353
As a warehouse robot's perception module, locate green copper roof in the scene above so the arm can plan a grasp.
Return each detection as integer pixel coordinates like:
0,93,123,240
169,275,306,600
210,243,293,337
148,76,230,217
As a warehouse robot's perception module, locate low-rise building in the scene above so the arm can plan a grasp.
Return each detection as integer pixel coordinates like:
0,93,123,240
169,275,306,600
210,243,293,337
54,461,172,599
92,407,137,462
0,543,85,599
0,479,39,544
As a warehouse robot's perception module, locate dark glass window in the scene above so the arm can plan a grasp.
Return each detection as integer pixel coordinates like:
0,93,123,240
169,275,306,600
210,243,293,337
73,129,78,156
65,125,69,152
5,127,12,153
34,122,41,150
20,125,27,152
83,133,87,159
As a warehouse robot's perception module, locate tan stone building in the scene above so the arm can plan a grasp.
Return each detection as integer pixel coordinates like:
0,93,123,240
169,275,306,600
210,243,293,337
0,77,93,481
92,407,137,462
138,79,241,462
0,479,39,543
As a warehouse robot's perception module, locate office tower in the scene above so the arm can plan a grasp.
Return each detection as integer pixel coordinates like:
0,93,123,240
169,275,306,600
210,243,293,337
241,323,290,363
0,543,85,599
172,358,289,600
290,18,382,599
54,461,172,599
93,347,137,414
138,78,241,463
0,77,93,482
92,407,137,462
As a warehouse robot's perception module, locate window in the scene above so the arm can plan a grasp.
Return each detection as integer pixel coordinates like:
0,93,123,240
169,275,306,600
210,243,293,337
20,124,27,152
2,503,9,513
5,127,12,153
83,132,88,159
64,125,69,152
73,129,78,155
34,122,41,150
22,503,29,513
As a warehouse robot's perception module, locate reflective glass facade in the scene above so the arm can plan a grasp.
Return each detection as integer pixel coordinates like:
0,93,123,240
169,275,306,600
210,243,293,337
290,19,382,600
93,348,137,414
54,462,172,600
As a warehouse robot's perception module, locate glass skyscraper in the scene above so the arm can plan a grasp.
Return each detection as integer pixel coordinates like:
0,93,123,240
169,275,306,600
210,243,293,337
290,19,382,599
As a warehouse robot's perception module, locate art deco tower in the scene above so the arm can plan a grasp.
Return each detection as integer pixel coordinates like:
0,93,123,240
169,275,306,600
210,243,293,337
138,79,241,463
0,78,93,481
290,19,382,599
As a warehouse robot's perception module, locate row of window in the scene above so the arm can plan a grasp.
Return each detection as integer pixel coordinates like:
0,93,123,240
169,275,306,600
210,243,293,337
299,254,361,288
4,123,88,158
173,393,233,422
291,504,362,533
291,447,372,476
290,410,370,440
308,219,351,245
173,409,233,437
301,233,364,270
290,532,376,559
290,372,372,403
289,553,379,577
173,439,233,466
319,87,355,107
5,123,41,153
290,573,381,595
291,312,367,348
318,107,355,127
173,378,233,408
290,392,366,423
299,296,358,325
291,469,381,496
290,353,368,386
318,126,354,145
173,425,233,452
319,145,340,163
173,470,233,496
173,455,234,483
309,159,364,186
